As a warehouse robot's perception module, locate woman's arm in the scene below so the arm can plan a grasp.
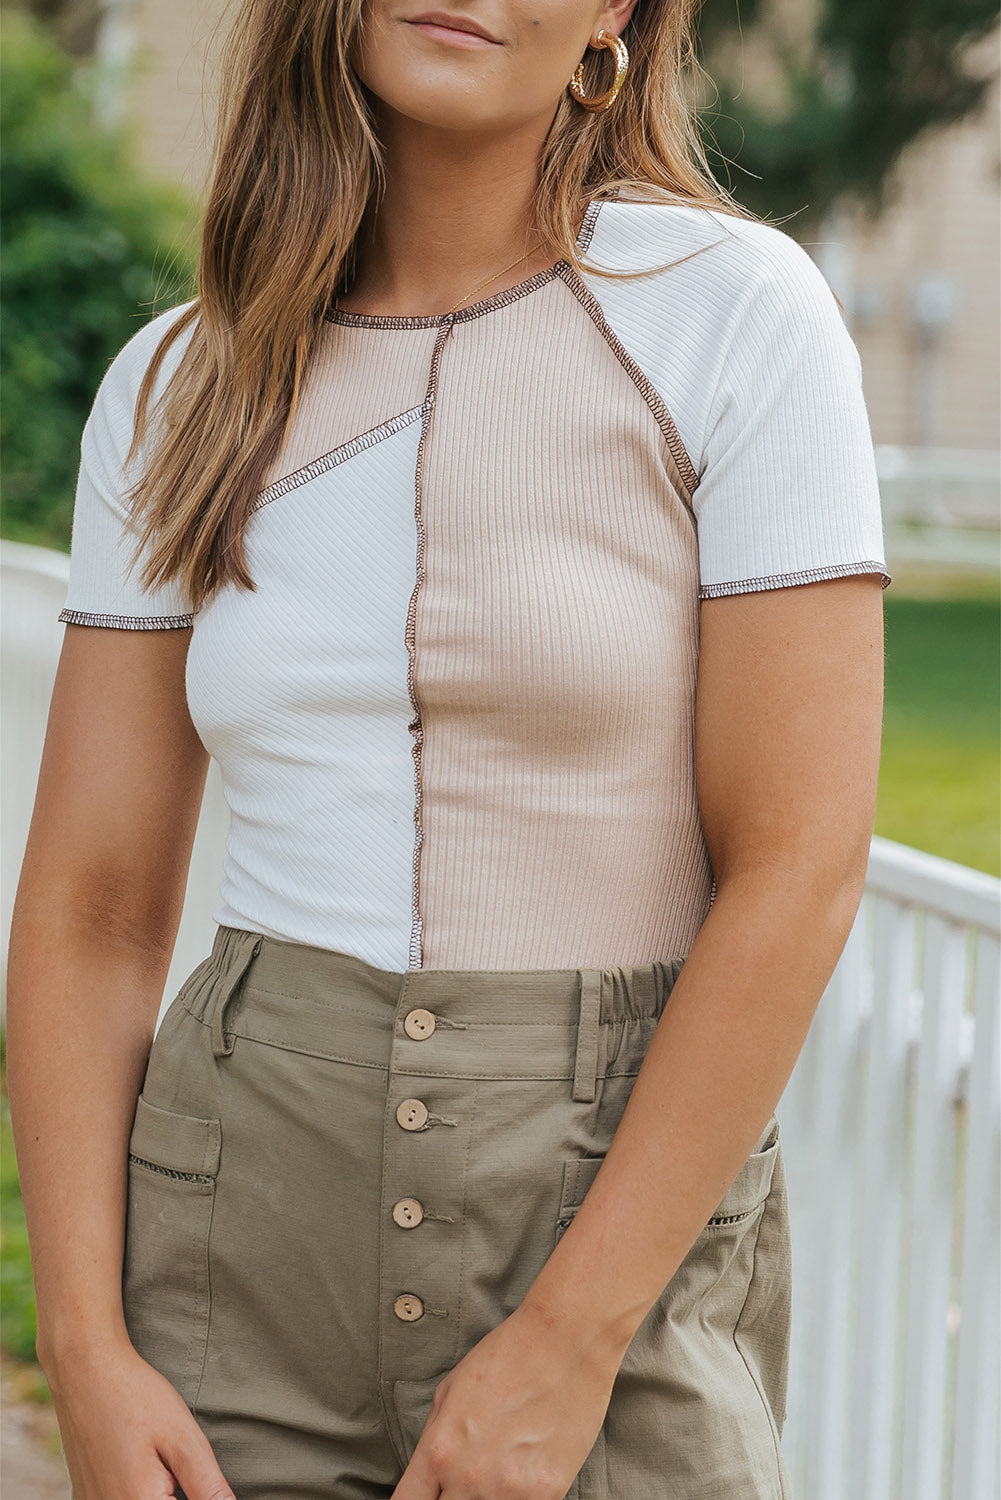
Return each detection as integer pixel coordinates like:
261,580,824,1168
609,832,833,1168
523,570,886,1354
6,623,208,1373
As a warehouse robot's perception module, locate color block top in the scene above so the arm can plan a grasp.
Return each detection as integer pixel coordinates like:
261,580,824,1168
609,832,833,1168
58,194,891,973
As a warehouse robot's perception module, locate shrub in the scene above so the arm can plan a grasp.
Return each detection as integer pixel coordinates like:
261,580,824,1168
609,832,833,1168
1,9,196,549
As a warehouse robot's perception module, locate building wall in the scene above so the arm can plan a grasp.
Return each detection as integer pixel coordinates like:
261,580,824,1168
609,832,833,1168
99,0,231,194
841,58,1000,451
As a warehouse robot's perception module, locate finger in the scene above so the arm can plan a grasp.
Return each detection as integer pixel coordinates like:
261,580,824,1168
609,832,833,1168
157,1419,237,1500
390,1443,443,1500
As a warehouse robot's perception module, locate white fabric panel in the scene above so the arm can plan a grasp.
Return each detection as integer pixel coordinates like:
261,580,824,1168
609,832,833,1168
185,417,425,972
579,199,890,596
58,301,199,626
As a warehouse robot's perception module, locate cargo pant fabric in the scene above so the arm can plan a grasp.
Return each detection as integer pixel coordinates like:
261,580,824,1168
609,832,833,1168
118,924,793,1499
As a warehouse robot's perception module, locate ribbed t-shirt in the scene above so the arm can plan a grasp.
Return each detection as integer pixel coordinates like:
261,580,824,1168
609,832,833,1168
58,194,891,973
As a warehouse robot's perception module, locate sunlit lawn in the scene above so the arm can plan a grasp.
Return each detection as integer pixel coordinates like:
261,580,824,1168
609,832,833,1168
876,568,1000,876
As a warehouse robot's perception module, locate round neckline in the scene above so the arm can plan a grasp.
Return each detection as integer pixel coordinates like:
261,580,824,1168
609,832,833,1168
324,197,605,330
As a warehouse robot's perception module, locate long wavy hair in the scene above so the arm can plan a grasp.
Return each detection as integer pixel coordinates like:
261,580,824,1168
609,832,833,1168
123,0,759,613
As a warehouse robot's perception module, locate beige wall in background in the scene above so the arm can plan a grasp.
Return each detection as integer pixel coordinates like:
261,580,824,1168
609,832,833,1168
110,4,1000,454
844,57,1000,451
105,0,232,195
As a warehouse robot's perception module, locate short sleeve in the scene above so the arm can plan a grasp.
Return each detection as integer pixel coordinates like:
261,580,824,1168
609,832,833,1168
58,303,198,629
691,234,892,598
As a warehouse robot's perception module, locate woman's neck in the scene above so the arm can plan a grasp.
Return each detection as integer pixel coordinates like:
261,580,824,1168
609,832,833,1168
337,115,562,317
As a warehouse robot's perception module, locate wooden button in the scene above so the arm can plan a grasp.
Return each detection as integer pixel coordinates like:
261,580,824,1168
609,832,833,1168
392,1197,425,1228
394,1292,424,1321
396,1098,429,1131
403,1008,437,1039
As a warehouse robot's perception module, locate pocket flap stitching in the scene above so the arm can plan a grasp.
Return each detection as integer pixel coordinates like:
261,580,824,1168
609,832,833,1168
128,1094,222,1178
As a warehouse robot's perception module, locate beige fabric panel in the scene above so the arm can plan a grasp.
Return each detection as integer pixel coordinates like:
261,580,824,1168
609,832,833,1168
414,276,713,968
264,323,438,489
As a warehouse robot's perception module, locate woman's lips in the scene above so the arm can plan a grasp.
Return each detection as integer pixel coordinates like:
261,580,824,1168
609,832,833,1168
407,20,500,48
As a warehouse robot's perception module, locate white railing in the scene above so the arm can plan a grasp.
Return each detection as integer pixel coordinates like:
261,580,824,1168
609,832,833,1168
3,541,1000,1498
779,838,1000,1500
875,446,1000,572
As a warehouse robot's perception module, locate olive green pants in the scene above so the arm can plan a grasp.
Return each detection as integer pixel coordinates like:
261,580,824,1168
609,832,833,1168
118,924,793,1498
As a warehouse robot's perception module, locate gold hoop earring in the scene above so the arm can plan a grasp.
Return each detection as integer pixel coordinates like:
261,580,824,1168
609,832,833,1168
568,28,629,113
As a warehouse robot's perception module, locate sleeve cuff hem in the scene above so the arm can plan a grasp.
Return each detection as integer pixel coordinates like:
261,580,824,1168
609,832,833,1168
58,608,195,629
699,560,891,598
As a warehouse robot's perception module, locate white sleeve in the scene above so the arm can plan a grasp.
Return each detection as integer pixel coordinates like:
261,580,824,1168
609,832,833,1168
58,304,198,629
691,234,892,598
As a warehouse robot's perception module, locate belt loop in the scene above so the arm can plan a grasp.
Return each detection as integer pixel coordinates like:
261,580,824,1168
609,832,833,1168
653,960,666,1016
210,932,264,1058
573,969,603,1103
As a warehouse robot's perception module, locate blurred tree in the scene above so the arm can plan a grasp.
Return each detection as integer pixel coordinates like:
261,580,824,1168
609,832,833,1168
0,9,196,546
13,0,102,57
695,0,1000,228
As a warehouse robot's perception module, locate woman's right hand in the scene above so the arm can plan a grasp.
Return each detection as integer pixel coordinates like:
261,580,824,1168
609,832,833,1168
44,1335,235,1500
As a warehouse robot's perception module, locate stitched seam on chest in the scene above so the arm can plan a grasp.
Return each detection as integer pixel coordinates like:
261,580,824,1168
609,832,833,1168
553,261,699,503
250,404,425,512
405,321,455,969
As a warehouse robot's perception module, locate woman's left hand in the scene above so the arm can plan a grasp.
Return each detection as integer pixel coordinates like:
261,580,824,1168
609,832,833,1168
390,1299,621,1499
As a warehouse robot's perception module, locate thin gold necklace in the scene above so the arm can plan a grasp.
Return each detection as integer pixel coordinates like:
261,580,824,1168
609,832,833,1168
441,241,544,316
335,240,544,319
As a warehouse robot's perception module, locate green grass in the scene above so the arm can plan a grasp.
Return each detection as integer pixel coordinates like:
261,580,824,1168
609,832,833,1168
877,581,1000,876
0,1038,40,1367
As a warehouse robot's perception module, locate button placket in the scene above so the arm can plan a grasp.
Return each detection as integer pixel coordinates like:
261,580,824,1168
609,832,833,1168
396,1017,434,1238
381,989,471,1381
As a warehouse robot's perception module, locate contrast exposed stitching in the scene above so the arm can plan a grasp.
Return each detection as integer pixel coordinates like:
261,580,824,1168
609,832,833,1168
127,1153,213,1184
322,199,604,328
552,261,700,501
250,405,425,512
324,266,563,328
58,609,194,629
706,1205,766,1227
700,561,892,596
575,197,604,257
406,319,454,969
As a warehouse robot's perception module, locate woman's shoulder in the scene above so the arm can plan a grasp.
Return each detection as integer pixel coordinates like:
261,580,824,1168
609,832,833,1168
84,298,200,475
585,193,836,319
94,298,199,408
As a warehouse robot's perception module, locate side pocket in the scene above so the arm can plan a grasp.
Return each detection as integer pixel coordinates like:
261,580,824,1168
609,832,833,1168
554,1117,781,1244
122,1094,222,1410
705,1115,781,1227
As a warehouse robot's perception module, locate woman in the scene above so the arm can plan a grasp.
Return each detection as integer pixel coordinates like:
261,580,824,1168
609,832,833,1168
7,1,891,1496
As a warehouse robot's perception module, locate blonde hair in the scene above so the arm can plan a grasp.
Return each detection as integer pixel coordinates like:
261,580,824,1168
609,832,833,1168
125,0,760,613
